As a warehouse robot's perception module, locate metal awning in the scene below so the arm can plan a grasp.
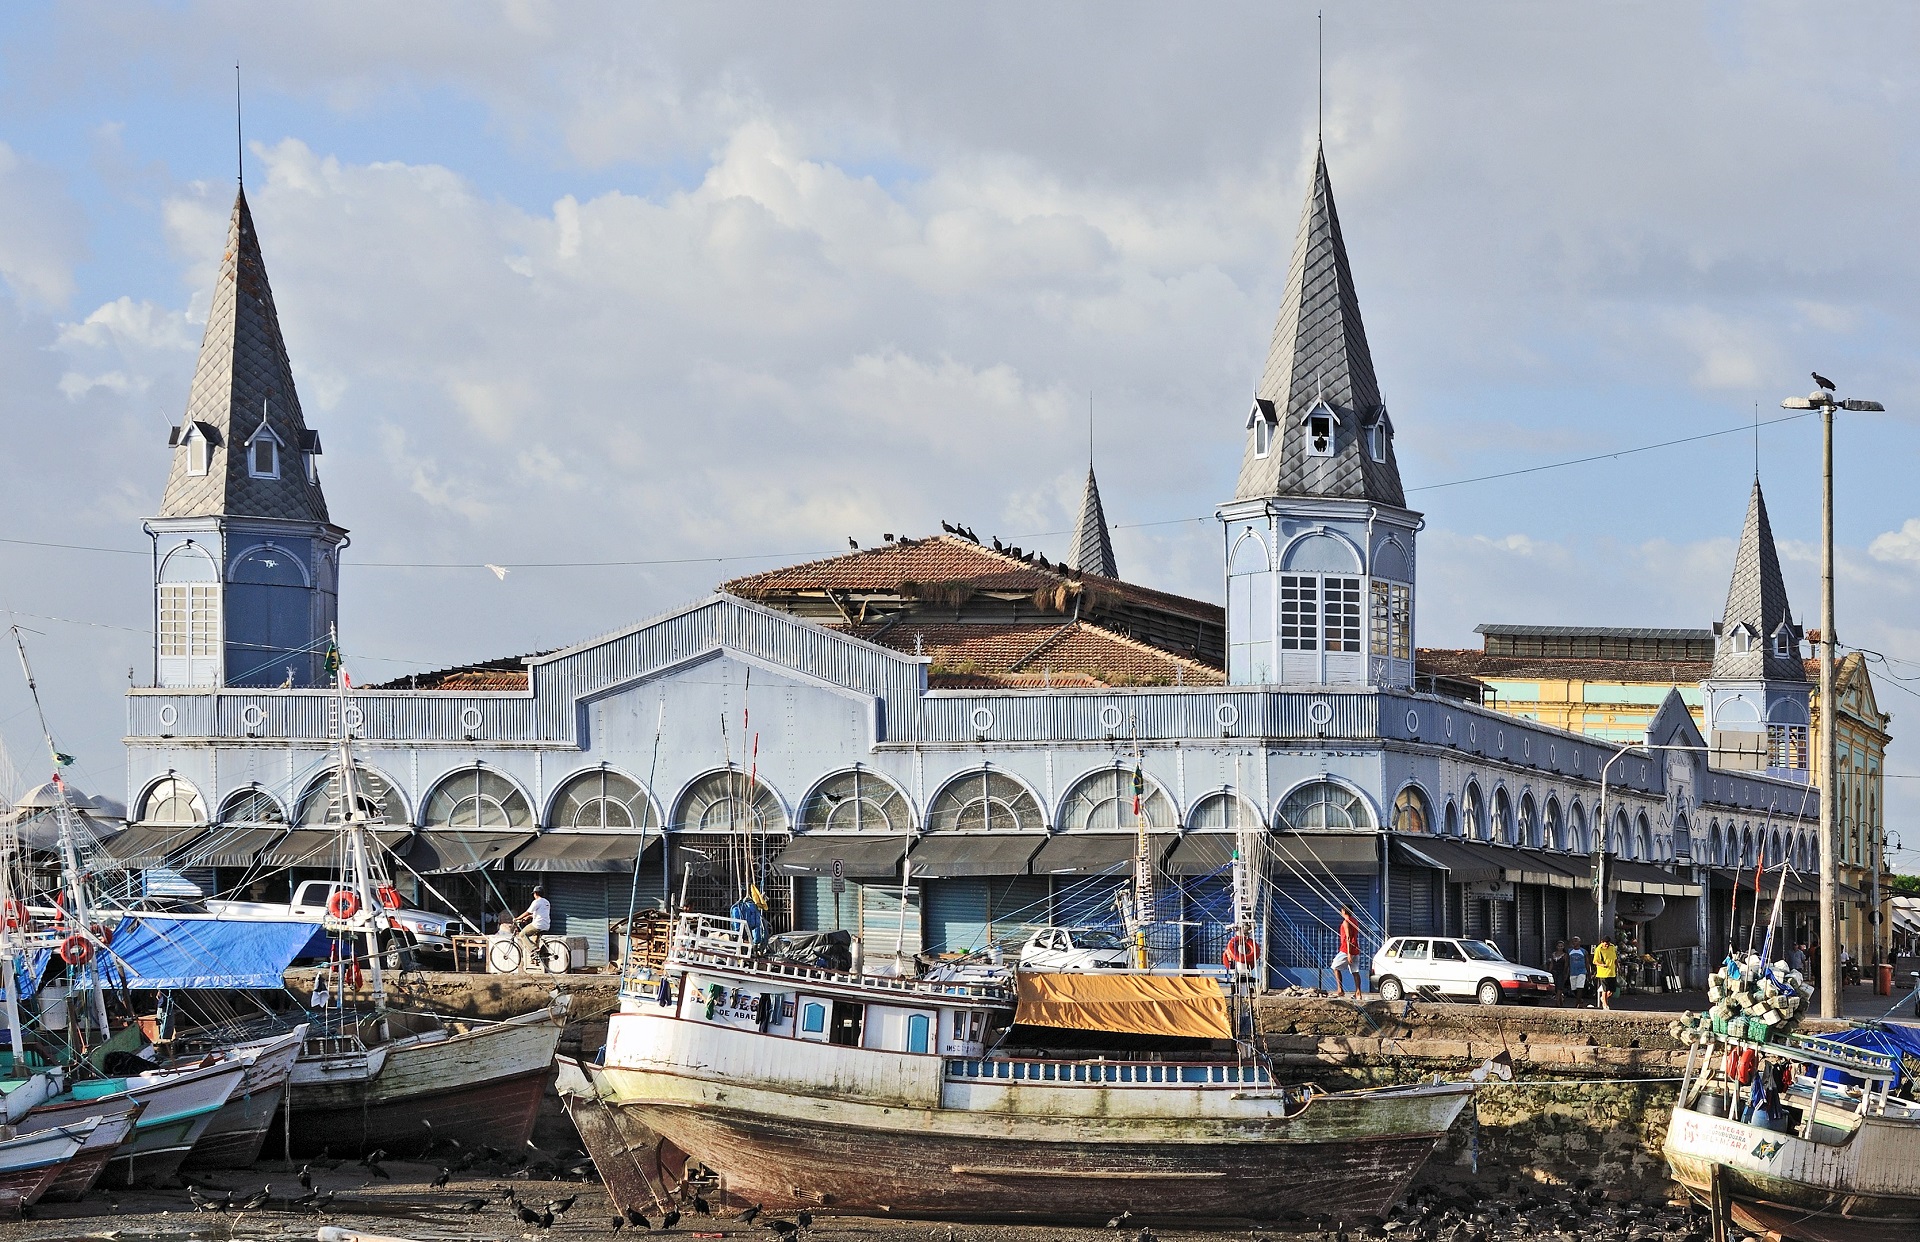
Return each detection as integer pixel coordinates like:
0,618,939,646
906,834,1045,878
179,826,288,868
99,823,207,867
774,834,906,879
1030,834,1174,876
259,828,414,868
409,830,536,873
1389,836,1502,885
1602,859,1700,897
513,832,658,874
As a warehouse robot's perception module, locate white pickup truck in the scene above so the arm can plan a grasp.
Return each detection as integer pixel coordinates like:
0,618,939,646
207,880,468,964
1017,926,1136,972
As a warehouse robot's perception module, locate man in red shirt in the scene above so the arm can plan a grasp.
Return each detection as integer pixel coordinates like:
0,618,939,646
1331,905,1363,997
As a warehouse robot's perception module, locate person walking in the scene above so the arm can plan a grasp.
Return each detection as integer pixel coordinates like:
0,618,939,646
1566,937,1588,1008
1330,905,1363,997
1593,934,1620,1011
1548,939,1570,1005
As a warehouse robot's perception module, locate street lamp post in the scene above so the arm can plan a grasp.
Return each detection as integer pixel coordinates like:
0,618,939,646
1782,381,1885,1019
1596,741,1706,950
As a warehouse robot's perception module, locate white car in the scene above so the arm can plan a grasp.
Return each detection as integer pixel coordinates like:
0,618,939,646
1370,935,1556,1006
1018,926,1135,972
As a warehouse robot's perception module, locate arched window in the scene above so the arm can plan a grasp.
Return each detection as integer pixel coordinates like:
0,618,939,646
219,787,286,825
139,777,206,825
297,766,405,825
1543,796,1563,851
926,770,1042,833
798,769,912,834
423,767,534,830
1188,790,1264,832
1462,782,1486,841
673,770,787,833
1391,785,1432,834
550,768,659,830
1059,768,1176,832
1275,781,1372,831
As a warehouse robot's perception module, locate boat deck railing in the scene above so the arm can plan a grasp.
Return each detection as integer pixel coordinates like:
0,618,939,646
945,1058,1271,1087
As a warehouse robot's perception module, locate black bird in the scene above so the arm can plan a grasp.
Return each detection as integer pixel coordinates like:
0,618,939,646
430,1167,452,1188
662,1208,682,1229
766,1220,798,1238
693,1195,711,1214
237,1186,271,1211
458,1197,490,1213
1814,372,1837,392
550,1194,580,1215
796,1209,813,1231
626,1206,653,1229
1107,1211,1135,1230
297,1164,315,1191
739,1204,764,1224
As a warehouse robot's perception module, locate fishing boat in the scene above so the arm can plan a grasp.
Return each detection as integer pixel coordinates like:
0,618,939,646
0,1117,102,1206
15,1099,142,1201
560,910,1471,1223
178,1027,307,1168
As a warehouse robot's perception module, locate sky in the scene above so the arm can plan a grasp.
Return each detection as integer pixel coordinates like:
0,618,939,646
3,2,1920,867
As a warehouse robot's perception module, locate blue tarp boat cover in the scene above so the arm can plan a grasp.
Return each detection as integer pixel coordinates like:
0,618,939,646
80,917,328,990
1818,1023,1920,1090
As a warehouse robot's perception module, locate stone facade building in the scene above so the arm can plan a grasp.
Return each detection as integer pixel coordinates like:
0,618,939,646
120,150,1823,984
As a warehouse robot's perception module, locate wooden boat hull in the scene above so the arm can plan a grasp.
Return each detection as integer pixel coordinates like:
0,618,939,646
183,1030,305,1169
1666,1104,1920,1242
567,1052,1470,1222
286,1009,563,1157
17,1100,143,1202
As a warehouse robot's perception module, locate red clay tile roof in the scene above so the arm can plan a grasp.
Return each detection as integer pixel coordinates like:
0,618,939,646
839,619,1224,688
725,534,1221,624
1416,648,1711,684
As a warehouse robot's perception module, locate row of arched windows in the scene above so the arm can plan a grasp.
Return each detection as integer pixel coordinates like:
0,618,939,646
136,766,1380,840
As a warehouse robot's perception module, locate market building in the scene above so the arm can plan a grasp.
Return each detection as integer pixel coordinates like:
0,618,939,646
118,148,1824,987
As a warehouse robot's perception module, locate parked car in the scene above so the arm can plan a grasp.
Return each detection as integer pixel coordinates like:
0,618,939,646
1370,935,1555,1005
1018,926,1135,972
208,880,468,965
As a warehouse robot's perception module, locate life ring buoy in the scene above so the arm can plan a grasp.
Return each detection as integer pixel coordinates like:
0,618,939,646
376,885,402,910
0,899,26,930
327,890,360,919
59,934,92,966
1223,933,1260,968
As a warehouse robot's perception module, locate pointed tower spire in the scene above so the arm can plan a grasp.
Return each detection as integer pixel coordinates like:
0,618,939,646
1235,144,1403,507
1712,478,1806,683
1070,465,1118,579
159,187,329,524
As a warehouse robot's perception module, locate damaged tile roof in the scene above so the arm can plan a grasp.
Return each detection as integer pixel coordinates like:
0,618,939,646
838,619,1224,689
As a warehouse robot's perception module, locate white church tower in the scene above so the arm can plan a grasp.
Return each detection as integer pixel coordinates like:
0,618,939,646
1218,145,1421,687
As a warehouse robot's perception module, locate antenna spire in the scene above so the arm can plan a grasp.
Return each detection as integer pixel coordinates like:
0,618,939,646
235,64,244,187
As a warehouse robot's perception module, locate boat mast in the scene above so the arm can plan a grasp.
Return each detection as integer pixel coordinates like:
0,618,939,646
8,624,109,1042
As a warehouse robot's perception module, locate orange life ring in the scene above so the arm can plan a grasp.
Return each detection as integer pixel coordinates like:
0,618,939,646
1222,933,1259,968
327,890,360,919
376,885,402,910
59,934,92,966
0,899,26,930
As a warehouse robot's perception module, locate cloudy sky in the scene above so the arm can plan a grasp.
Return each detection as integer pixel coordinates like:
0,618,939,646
3,3,1919,865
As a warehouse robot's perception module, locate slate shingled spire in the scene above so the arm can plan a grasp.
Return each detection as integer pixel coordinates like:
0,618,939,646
1069,465,1118,579
1234,144,1404,507
158,187,329,524
1712,478,1806,683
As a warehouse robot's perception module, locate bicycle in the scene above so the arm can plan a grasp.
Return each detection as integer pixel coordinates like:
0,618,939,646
485,930,571,974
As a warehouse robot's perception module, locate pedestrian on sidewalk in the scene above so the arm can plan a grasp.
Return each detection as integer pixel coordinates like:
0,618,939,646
1593,935,1620,1011
1548,939,1570,1004
1567,937,1588,1007
1330,905,1363,997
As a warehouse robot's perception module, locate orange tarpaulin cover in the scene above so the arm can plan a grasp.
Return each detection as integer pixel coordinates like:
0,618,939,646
1014,971,1231,1039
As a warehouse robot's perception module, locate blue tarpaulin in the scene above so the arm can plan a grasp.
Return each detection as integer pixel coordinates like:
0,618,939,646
77,917,328,990
1816,1023,1920,1090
